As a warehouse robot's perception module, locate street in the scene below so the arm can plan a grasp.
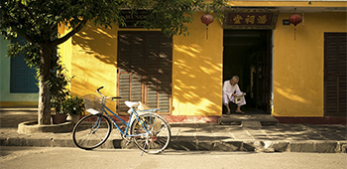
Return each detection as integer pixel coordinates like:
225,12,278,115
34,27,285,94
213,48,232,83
1,147,346,169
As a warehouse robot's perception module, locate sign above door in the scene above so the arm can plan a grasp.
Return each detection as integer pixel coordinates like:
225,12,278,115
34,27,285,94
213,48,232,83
224,9,279,30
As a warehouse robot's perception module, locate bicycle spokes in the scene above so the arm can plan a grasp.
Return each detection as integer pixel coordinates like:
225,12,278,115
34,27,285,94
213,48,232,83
72,114,112,150
130,113,171,154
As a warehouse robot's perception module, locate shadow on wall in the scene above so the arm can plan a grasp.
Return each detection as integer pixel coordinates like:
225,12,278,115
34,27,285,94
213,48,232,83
69,24,119,113
70,24,222,115
173,42,222,115
72,26,118,67
117,31,173,96
273,80,321,117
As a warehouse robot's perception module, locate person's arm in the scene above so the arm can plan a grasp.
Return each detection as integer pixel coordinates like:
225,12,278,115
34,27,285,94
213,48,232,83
235,84,242,95
235,84,246,96
222,81,227,94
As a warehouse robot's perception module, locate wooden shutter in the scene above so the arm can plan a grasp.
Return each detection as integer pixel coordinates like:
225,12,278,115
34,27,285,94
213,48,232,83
117,31,172,114
10,35,38,93
324,33,347,117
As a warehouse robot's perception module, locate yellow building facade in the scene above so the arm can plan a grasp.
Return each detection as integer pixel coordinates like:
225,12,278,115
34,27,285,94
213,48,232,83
58,1,346,123
2,1,345,124
58,12,224,122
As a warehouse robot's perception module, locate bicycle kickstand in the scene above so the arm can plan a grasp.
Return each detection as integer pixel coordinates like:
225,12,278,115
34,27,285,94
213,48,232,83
121,134,132,146
141,139,149,156
125,137,131,146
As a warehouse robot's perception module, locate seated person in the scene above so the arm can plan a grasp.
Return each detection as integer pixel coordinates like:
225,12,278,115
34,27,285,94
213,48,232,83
222,75,246,114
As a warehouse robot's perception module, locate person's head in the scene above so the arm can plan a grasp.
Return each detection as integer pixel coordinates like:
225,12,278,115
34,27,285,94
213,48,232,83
230,75,239,86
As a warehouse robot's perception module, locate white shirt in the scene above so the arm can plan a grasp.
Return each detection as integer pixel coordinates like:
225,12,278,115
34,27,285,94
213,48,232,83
223,80,241,98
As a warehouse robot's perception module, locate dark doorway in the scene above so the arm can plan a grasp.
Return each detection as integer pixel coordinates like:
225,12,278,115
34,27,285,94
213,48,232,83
223,30,272,114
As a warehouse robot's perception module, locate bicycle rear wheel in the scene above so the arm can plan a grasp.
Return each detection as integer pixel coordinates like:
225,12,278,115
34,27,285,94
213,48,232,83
130,113,171,154
72,114,112,150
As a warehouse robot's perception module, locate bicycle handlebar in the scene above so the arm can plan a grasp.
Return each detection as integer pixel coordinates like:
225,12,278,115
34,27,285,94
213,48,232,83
96,86,104,97
96,86,121,100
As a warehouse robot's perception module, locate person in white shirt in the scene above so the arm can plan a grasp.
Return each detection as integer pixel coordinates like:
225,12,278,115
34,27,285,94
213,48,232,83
222,75,246,114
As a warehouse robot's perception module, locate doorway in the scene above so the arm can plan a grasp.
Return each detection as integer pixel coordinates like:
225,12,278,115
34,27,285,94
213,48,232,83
223,30,272,114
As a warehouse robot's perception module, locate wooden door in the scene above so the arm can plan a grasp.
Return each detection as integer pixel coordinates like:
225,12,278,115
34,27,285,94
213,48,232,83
324,33,347,117
117,31,172,115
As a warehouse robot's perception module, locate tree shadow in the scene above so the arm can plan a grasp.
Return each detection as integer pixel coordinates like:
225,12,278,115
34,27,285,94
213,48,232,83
70,15,223,116
172,41,222,115
72,26,118,67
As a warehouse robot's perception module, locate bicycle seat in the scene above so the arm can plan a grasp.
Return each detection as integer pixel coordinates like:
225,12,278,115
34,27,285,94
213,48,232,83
125,101,140,108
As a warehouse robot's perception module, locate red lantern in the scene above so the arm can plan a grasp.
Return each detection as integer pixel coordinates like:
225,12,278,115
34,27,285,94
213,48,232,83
201,13,214,39
201,13,214,26
289,14,302,26
289,14,302,40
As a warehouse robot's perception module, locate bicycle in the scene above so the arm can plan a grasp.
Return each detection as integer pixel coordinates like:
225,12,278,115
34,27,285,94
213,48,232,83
72,86,171,154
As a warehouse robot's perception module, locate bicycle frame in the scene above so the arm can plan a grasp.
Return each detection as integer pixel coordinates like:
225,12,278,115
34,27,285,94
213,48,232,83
98,105,159,138
74,87,170,153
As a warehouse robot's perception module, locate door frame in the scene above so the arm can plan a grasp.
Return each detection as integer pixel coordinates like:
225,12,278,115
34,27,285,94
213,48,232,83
222,29,274,114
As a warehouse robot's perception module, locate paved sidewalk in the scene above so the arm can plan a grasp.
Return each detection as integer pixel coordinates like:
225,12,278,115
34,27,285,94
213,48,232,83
1,109,346,153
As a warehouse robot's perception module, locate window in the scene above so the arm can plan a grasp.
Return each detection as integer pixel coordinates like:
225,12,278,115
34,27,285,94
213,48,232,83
10,35,38,93
324,33,346,116
117,31,172,114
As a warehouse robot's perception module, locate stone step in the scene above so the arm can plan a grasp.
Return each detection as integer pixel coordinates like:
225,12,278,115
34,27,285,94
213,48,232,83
218,115,279,126
241,120,262,128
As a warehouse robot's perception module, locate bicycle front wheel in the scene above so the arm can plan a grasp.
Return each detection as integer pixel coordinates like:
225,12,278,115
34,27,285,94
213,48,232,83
72,114,112,150
130,113,171,154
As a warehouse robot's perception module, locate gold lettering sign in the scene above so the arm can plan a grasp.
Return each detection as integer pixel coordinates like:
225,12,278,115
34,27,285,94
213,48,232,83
120,10,153,28
233,15,243,24
224,9,279,30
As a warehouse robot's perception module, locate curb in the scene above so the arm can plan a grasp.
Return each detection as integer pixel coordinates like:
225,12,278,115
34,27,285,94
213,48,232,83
1,136,346,153
18,121,74,134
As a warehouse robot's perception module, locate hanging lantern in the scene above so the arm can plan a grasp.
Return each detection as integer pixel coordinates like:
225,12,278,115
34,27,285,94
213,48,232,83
201,13,214,40
289,13,302,40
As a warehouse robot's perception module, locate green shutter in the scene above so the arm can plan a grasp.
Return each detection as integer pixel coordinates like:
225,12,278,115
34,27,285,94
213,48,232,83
10,35,39,93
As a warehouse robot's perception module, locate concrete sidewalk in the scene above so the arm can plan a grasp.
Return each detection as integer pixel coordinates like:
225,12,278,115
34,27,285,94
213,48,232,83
1,108,346,153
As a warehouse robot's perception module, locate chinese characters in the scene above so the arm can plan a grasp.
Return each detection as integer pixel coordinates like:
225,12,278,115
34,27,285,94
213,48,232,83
245,15,255,24
229,14,268,25
233,15,243,24
225,10,278,29
257,15,267,24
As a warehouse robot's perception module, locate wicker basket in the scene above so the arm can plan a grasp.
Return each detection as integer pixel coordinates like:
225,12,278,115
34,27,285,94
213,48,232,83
83,94,104,115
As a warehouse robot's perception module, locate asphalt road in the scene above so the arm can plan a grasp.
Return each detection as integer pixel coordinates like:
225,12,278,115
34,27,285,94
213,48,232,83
1,147,346,169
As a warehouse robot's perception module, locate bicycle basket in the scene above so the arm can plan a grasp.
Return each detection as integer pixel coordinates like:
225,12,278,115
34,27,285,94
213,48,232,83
83,94,104,115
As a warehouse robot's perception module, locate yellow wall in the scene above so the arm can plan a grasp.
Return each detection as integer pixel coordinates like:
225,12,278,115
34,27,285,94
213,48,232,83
172,12,223,116
59,24,119,113
58,12,223,116
59,9,346,118
273,12,347,117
